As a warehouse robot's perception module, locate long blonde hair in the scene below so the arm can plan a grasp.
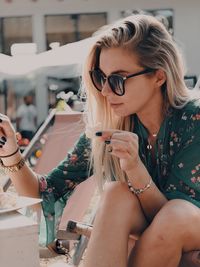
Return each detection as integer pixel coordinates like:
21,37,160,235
82,14,192,189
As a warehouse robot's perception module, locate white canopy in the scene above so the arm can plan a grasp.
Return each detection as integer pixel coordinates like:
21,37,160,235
0,37,96,78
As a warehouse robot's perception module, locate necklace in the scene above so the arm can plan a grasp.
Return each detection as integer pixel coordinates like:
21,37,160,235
134,110,169,177
147,132,157,150
147,142,152,150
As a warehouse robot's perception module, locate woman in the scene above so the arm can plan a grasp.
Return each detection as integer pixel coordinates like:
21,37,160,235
0,14,200,266
81,14,200,266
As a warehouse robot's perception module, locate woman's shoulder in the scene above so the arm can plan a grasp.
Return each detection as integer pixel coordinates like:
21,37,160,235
169,99,200,141
171,98,200,122
182,98,200,114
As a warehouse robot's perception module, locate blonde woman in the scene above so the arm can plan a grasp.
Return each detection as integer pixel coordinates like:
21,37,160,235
82,14,200,266
0,14,200,266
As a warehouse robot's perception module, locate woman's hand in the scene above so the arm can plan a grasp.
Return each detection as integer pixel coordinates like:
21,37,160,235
96,130,142,173
0,114,19,157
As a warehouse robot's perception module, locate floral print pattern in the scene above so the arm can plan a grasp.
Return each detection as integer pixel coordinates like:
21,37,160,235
39,100,200,245
135,100,200,207
38,133,91,244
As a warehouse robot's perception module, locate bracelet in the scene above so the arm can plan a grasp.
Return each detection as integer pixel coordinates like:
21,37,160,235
127,177,152,195
0,157,25,173
0,147,19,158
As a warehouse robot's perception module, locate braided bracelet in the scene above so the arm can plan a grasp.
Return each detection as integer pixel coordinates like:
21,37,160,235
127,177,152,195
0,157,25,173
0,147,19,158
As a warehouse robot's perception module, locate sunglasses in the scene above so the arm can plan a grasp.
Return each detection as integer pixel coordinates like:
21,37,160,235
89,68,155,96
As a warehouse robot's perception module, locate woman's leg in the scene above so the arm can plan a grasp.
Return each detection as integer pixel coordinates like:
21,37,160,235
82,181,148,267
129,199,200,267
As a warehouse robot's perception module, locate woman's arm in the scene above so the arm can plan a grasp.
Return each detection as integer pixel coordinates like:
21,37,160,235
0,114,91,200
126,163,168,222
96,130,167,222
0,114,39,198
1,151,40,198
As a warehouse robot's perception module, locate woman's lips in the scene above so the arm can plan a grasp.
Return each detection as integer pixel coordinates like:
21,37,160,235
110,103,123,108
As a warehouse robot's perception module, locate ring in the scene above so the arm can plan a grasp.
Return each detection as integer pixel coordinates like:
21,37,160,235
16,132,22,141
108,146,113,153
110,132,113,138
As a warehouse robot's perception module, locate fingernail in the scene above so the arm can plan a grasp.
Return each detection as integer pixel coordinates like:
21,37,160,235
0,119,2,123
1,136,6,142
0,145,2,148
0,140,5,145
105,140,111,144
95,131,102,136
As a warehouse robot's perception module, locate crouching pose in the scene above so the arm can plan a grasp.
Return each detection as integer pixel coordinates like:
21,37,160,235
82,14,200,267
1,13,200,267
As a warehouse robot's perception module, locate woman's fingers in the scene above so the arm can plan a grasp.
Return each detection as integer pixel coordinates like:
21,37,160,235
96,130,138,142
96,130,138,155
0,114,19,157
95,129,140,172
96,130,138,151
0,114,16,137
105,139,135,155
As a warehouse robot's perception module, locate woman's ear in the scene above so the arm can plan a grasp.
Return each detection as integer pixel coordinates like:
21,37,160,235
155,69,166,87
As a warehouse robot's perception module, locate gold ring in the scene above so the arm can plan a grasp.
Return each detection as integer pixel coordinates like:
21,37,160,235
108,146,113,153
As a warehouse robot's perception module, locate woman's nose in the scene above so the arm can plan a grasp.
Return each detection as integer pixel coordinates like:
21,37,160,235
101,80,112,97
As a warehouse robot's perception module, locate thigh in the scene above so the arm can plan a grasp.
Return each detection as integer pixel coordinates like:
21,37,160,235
151,199,200,252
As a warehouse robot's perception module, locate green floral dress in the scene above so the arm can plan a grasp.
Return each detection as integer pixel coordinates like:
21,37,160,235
38,135,92,244
39,100,200,244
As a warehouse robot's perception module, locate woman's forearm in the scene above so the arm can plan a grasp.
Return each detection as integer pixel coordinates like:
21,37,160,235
1,151,40,198
127,164,168,221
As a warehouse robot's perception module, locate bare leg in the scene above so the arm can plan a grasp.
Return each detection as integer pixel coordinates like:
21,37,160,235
128,199,200,267
82,181,148,267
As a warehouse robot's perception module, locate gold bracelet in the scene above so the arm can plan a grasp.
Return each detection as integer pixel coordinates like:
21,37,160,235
127,177,152,195
0,158,26,173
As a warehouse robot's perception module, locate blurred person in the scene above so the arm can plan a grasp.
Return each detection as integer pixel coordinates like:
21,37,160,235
16,94,37,141
0,14,200,266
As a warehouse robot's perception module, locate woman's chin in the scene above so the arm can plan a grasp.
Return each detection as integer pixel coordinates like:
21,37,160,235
110,104,135,117
113,109,130,117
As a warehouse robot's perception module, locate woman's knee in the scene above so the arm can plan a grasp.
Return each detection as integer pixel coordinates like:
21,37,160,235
154,199,200,228
96,182,147,233
145,199,200,245
100,181,140,212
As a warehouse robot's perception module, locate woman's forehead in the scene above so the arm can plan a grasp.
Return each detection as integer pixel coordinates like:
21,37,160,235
99,47,140,74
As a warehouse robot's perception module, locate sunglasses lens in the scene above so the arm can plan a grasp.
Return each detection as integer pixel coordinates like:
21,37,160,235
109,75,124,96
91,70,105,91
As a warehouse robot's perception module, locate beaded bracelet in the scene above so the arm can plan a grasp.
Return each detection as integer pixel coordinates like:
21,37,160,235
0,157,25,173
127,177,152,195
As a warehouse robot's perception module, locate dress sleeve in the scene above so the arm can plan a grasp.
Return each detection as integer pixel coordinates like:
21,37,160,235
38,133,92,244
164,109,200,207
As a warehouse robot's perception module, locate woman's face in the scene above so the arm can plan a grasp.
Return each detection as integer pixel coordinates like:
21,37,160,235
98,47,165,117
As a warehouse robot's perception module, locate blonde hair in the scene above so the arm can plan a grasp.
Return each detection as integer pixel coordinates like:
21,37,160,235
82,14,192,189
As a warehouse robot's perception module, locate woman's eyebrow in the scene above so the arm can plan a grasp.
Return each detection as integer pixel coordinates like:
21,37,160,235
104,69,129,75
111,70,128,74
98,67,129,76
